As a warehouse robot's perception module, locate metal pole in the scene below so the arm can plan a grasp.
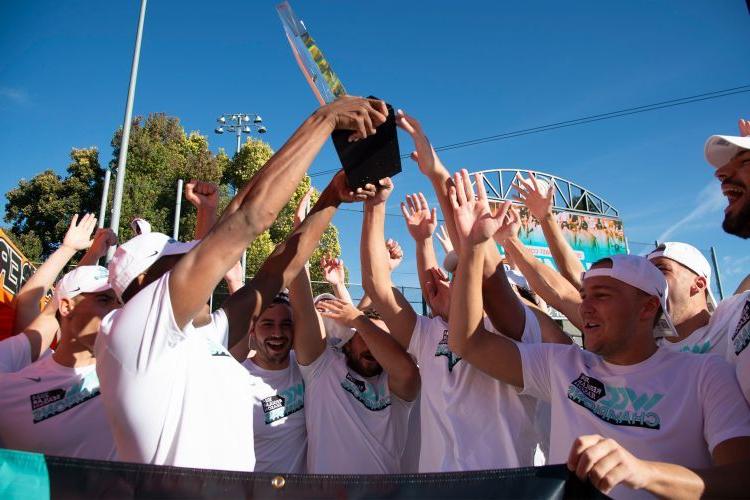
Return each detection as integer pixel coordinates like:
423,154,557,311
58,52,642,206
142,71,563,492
236,124,242,157
173,179,183,239
235,127,247,283
710,246,725,301
98,169,112,229
107,0,148,261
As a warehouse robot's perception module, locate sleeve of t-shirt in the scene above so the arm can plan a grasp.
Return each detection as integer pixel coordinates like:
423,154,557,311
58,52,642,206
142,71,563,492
96,272,187,374
297,347,335,385
407,315,431,361
0,334,31,373
698,354,750,453
204,308,229,348
517,343,554,402
520,305,542,344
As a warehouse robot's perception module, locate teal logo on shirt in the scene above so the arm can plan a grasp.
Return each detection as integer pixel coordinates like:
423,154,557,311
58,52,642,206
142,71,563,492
435,330,461,372
30,371,101,423
261,382,304,424
341,372,391,411
205,337,230,357
680,341,712,354
567,373,663,430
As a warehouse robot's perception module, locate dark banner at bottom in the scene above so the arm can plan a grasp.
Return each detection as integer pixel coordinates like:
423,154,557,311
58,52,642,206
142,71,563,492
0,448,608,499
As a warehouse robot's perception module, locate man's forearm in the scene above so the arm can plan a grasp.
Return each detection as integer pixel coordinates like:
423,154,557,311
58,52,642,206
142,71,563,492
638,461,704,499
289,267,326,365
331,282,353,304
195,204,218,240
448,244,485,356
14,245,76,334
428,166,460,251
481,241,526,341
361,204,393,300
415,238,438,294
540,214,584,288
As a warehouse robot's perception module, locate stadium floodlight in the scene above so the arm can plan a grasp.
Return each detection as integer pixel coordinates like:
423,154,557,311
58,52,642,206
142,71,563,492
217,116,226,124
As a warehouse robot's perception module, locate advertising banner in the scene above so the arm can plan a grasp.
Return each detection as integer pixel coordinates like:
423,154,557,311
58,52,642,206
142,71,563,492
0,229,37,340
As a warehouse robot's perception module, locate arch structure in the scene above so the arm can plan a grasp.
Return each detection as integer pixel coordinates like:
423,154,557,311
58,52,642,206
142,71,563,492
471,168,620,218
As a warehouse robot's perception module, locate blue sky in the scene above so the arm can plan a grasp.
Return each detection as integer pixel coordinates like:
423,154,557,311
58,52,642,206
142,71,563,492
1,1,749,295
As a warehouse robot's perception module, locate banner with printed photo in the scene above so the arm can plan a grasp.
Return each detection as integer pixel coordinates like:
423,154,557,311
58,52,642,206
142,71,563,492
510,207,627,271
0,229,37,340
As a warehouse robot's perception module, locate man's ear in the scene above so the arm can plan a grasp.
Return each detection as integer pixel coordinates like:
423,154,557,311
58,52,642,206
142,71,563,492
639,295,661,322
58,297,75,318
691,275,708,297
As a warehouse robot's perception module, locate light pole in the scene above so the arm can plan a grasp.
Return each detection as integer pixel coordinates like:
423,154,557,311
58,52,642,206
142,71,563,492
214,113,267,282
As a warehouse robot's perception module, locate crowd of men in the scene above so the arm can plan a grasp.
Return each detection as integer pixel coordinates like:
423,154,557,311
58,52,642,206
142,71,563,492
0,97,749,499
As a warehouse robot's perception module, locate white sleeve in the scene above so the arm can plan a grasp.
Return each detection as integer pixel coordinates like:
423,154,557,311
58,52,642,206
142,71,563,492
517,343,555,401
96,272,187,374
520,306,542,344
201,308,229,349
698,354,750,453
407,315,430,361
297,347,335,384
0,334,31,373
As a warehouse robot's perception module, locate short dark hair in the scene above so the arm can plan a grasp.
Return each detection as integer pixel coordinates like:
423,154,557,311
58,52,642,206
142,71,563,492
362,308,382,321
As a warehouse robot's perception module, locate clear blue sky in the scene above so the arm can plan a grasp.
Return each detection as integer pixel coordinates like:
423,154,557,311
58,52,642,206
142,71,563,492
1,1,749,295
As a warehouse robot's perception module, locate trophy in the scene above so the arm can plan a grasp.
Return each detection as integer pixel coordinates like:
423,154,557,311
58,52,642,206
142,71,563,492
276,1,401,188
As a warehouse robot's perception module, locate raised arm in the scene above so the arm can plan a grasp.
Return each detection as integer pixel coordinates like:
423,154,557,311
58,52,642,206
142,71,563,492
400,192,439,297
222,171,378,354
360,178,418,350
169,96,388,329
447,170,524,388
513,172,585,288
13,213,98,335
184,180,219,240
321,255,353,304
20,298,60,363
319,299,420,401
501,232,584,330
290,266,326,366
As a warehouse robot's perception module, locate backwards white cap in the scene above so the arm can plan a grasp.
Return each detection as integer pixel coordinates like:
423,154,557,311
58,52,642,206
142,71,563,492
648,242,717,310
583,254,678,338
130,218,152,235
54,265,111,311
108,232,199,301
704,135,750,169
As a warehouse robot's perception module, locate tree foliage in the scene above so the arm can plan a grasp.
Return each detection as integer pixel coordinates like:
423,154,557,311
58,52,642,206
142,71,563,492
4,115,346,293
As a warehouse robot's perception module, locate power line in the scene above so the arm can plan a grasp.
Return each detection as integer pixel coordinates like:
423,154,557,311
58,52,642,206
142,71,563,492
308,84,750,177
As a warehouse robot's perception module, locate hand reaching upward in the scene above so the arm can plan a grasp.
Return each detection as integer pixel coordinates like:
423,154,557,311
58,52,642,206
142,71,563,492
449,169,513,247
512,172,554,221
400,192,437,242
321,255,346,286
61,213,97,252
185,180,219,210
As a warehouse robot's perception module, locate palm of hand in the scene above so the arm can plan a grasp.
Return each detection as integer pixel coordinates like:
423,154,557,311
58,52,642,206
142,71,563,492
407,211,436,239
524,192,551,220
324,266,344,285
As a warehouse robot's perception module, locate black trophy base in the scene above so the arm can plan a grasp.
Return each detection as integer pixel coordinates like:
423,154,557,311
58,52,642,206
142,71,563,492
331,99,402,189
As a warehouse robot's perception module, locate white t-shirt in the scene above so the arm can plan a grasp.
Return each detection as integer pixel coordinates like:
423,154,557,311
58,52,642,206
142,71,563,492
0,334,31,373
407,306,542,472
519,341,750,499
658,292,748,356
95,272,255,472
723,291,750,404
0,355,116,460
299,347,413,474
242,352,307,473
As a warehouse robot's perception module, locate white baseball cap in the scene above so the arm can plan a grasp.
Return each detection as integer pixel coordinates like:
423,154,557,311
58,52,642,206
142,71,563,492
313,293,338,304
704,135,750,169
54,265,112,310
130,218,152,235
647,242,717,310
583,254,678,338
504,264,530,290
108,232,199,300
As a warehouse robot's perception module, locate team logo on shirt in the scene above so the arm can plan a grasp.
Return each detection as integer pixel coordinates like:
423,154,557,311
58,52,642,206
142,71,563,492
29,371,101,423
261,382,304,424
567,373,663,430
434,330,461,372
680,341,712,354
341,372,391,411
731,300,750,356
205,337,230,357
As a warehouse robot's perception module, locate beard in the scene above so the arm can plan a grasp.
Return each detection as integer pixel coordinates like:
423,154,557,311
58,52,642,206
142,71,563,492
722,198,750,239
344,351,383,378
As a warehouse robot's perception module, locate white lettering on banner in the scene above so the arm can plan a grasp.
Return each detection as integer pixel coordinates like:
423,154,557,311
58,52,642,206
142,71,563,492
0,237,34,296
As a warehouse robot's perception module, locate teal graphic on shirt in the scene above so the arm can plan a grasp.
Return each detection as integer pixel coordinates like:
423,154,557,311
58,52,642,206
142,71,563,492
680,341,712,354
205,337,230,357
434,330,461,372
567,373,664,429
30,370,101,423
341,372,391,411
261,382,305,424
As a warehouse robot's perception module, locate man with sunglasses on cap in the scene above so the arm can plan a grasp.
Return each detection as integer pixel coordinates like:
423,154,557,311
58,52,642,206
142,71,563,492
0,266,119,460
96,96,389,472
705,123,750,406
448,170,750,498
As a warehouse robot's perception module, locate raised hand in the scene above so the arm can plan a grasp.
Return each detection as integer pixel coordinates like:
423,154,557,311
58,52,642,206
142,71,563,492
739,118,750,137
321,255,346,286
492,205,521,245
315,95,389,142
294,187,315,229
185,180,219,210
61,213,97,251
512,172,554,221
317,298,363,328
434,224,454,254
363,177,394,207
86,228,118,259
449,169,513,247
396,110,442,178
328,170,379,204
400,192,437,241
386,239,403,271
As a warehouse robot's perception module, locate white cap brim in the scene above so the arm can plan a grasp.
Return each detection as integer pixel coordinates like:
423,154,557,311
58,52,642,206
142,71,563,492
705,135,750,168
163,239,199,256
